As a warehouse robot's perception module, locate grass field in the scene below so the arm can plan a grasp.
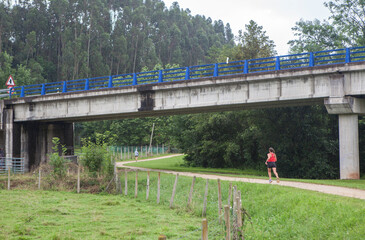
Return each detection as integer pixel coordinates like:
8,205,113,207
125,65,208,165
1,154,364,239
0,190,203,240
1,171,364,239
125,155,365,190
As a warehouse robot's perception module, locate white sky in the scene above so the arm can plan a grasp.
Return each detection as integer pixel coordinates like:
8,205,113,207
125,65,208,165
162,0,332,55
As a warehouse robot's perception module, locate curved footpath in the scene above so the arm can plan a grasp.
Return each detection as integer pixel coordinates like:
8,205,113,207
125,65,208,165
116,154,365,200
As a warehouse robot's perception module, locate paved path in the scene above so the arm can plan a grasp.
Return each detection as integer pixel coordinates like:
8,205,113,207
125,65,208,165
116,154,365,200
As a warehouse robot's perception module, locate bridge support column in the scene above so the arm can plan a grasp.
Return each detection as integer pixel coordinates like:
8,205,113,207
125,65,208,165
325,97,365,179
4,108,13,169
338,114,360,179
19,122,74,170
20,124,29,172
37,122,74,166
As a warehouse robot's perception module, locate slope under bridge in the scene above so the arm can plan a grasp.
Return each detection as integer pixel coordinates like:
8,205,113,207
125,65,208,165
1,47,365,179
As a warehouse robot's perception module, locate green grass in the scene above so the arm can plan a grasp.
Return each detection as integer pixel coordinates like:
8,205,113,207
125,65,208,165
124,155,365,190
0,190,202,239
2,171,364,239
125,155,266,176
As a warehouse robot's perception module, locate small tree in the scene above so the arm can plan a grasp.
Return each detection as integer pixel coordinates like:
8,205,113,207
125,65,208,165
49,137,68,179
81,137,113,178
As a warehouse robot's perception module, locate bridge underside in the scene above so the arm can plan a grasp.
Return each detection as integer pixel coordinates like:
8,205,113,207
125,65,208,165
2,62,365,179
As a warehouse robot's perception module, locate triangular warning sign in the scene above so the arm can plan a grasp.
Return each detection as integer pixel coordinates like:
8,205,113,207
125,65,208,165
6,75,15,86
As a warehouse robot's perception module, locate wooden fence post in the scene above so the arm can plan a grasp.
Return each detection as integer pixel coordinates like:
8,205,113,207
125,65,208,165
114,161,118,192
218,179,222,223
118,172,122,194
157,172,161,204
158,235,166,240
146,171,150,200
224,205,230,240
202,218,208,240
135,170,138,198
236,196,242,234
228,182,232,207
202,179,209,217
77,163,80,193
124,169,128,196
38,168,42,190
7,168,10,190
170,173,179,208
233,185,237,212
187,176,196,208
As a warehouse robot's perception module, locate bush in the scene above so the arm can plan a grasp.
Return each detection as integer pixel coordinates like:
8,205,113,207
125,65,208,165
80,138,113,178
49,137,68,180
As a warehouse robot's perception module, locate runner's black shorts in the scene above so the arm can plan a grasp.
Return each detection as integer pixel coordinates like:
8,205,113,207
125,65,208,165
267,162,277,168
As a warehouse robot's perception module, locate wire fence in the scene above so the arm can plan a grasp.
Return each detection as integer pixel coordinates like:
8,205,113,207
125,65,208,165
109,144,179,160
2,155,248,239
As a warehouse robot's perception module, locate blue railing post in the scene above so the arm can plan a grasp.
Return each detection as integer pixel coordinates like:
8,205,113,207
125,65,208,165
133,73,138,85
185,67,190,80
345,48,351,63
213,63,219,77
244,60,249,74
158,70,163,83
309,52,314,67
20,86,25,97
85,78,90,90
275,57,281,71
41,84,46,95
62,81,67,93
108,75,113,88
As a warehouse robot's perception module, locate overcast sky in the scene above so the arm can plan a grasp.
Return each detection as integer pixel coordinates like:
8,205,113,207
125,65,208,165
163,0,332,55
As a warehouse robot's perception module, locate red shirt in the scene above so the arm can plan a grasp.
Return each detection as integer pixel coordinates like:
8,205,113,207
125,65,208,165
267,152,277,162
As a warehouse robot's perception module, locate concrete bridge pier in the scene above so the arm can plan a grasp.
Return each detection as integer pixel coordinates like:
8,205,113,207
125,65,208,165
325,97,365,179
4,108,14,170
5,118,74,172
338,114,360,179
23,122,74,171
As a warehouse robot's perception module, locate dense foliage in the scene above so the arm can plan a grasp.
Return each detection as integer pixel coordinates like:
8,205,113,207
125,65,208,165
172,107,339,179
0,0,233,85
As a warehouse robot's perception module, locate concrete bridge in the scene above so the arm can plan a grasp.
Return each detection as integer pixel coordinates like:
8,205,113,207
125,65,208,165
1,48,365,179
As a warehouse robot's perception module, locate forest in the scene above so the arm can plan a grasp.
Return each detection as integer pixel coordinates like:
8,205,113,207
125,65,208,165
1,0,365,178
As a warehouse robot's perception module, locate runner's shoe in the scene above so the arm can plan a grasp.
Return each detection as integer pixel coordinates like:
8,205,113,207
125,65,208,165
277,178,280,183
269,179,272,184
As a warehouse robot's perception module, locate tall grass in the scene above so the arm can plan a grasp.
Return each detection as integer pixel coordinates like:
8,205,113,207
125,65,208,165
118,170,365,239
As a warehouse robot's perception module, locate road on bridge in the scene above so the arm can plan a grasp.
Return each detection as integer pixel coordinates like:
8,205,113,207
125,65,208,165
116,154,365,200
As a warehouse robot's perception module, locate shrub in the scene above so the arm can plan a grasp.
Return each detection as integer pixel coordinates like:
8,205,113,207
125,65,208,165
80,138,113,178
49,137,68,180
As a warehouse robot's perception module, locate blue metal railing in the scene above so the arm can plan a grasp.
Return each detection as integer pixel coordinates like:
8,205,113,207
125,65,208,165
8,46,365,98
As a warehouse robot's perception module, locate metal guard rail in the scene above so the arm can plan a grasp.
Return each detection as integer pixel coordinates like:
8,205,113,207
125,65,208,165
9,46,365,98
0,157,25,174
